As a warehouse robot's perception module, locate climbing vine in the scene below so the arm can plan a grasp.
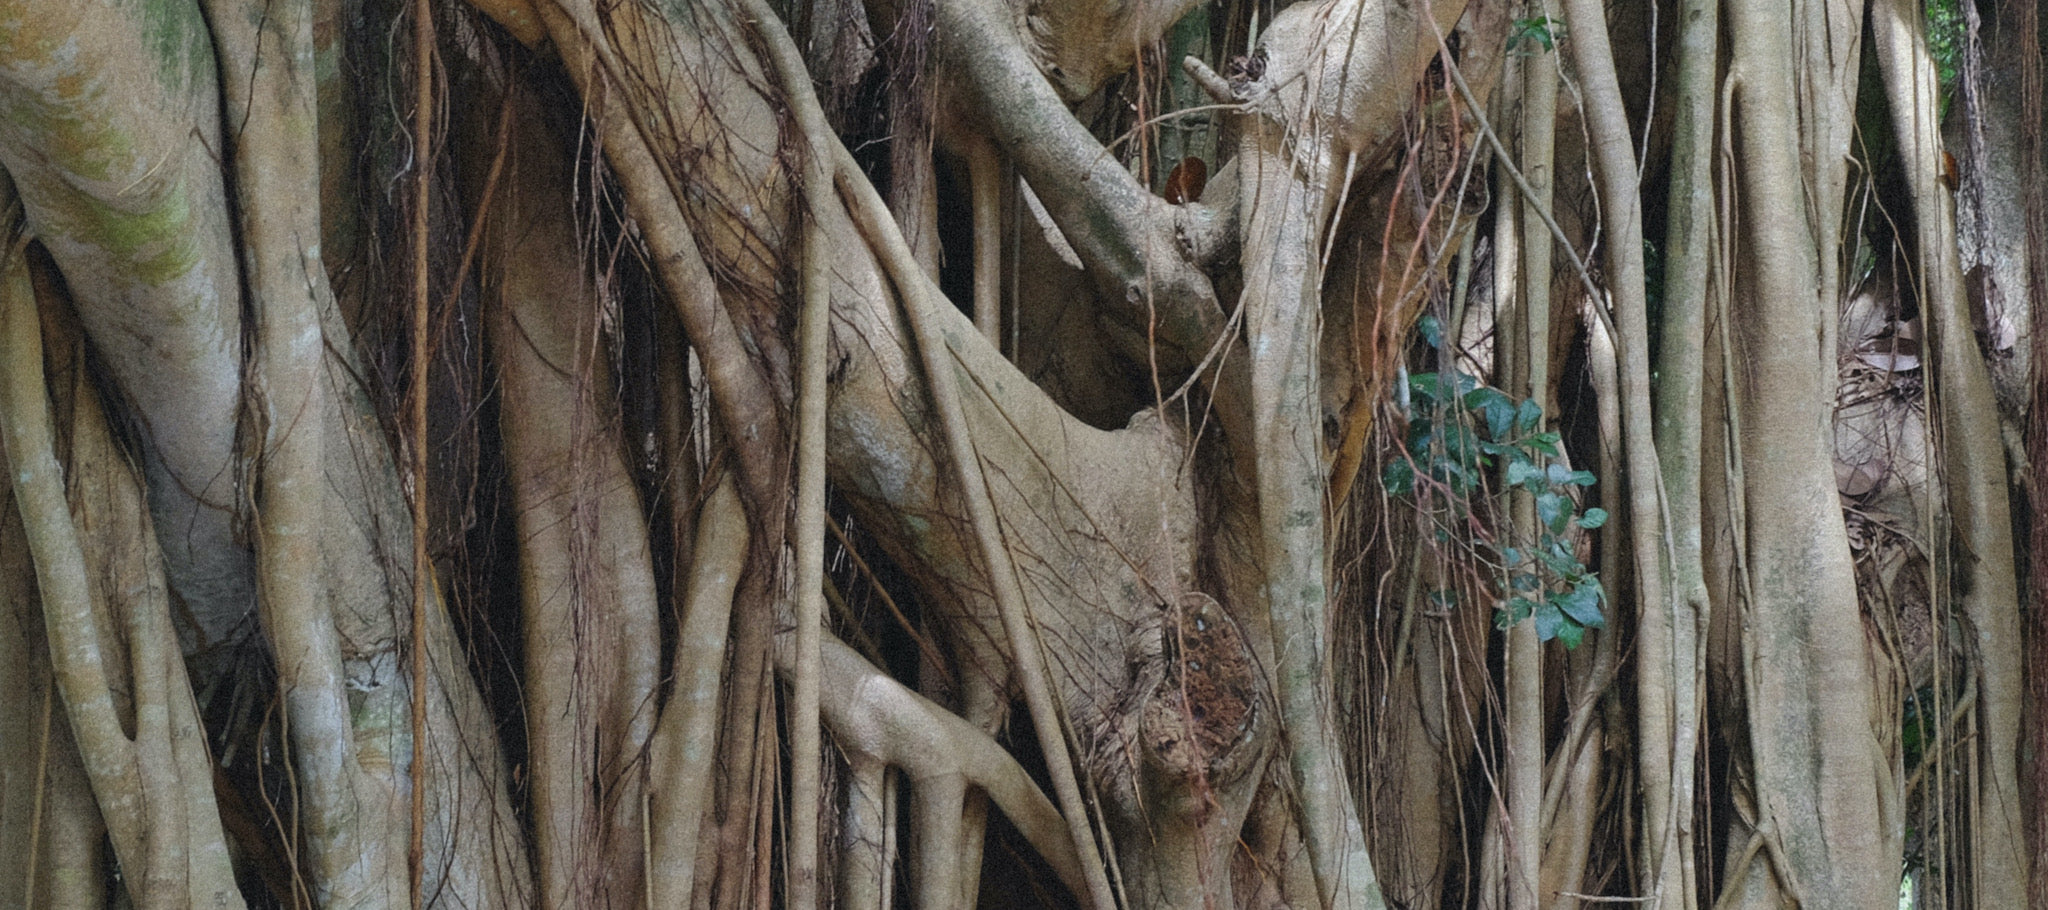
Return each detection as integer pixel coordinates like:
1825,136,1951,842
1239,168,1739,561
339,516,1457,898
1383,365,1608,647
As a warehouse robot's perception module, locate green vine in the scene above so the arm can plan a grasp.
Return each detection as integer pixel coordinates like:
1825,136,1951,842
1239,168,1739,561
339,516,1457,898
1383,362,1608,648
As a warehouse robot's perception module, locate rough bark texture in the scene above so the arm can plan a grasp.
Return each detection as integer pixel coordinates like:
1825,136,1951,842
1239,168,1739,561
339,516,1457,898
0,0,2037,907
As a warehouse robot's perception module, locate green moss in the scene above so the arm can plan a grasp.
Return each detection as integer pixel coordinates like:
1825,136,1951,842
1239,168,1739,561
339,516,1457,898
89,190,203,285
0,97,122,185
118,0,217,90
33,173,206,287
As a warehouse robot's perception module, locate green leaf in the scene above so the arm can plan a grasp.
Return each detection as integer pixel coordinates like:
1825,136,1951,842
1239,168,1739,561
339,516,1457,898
1437,458,1470,495
1418,314,1444,348
1578,507,1609,529
1383,459,1415,496
1536,491,1570,535
1555,621,1586,649
1555,580,1605,629
1409,425,1436,451
1536,546,1580,579
1485,401,1515,440
1409,372,1442,405
1509,15,1560,52
1464,387,1514,439
1507,597,1540,626
1534,601,1564,640
1506,458,1544,488
1546,463,1574,486
1440,424,1481,467
1515,399,1543,435
1526,431,1562,456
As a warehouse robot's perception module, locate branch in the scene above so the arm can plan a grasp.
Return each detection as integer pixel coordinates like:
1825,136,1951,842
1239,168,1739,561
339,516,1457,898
531,0,792,521
930,0,1225,361
648,476,748,907
1872,1,2028,900
811,635,1090,899
0,238,242,908
1221,1,1470,905
835,119,1122,910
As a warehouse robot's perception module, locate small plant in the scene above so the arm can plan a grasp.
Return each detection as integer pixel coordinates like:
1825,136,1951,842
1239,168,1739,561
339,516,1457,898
1923,0,1964,102
1382,365,1608,648
1507,15,1562,54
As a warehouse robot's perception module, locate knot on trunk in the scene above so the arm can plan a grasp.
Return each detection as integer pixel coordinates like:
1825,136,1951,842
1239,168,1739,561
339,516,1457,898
1140,592,1266,789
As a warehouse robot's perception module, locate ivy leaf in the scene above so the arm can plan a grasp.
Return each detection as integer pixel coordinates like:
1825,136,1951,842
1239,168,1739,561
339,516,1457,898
1464,386,1514,439
1409,424,1436,452
1515,399,1543,435
1486,401,1515,440
1438,458,1471,496
1383,459,1415,496
1569,469,1596,487
1506,457,1544,488
1537,545,1580,578
1497,596,1539,629
1509,15,1561,52
1578,507,1609,529
1440,424,1481,468
1536,490,1570,535
1534,600,1565,641
1555,620,1587,649
1555,580,1606,629
1526,431,1562,456
1419,314,1444,348
1546,463,1575,486
1409,372,1442,406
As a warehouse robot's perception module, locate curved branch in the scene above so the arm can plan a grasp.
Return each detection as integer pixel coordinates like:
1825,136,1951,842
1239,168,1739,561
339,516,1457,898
835,121,1121,910
930,0,1224,359
532,0,792,521
1223,1,1467,905
813,635,1090,898
0,0,252,646
741,3,837,904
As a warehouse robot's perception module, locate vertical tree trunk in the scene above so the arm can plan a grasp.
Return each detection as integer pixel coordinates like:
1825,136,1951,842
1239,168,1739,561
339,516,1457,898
1721,1,1895,905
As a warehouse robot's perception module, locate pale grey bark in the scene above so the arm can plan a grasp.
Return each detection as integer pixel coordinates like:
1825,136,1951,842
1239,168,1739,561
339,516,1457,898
1872,1,2029,902
0,0,252,650
1722,1,1895,905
